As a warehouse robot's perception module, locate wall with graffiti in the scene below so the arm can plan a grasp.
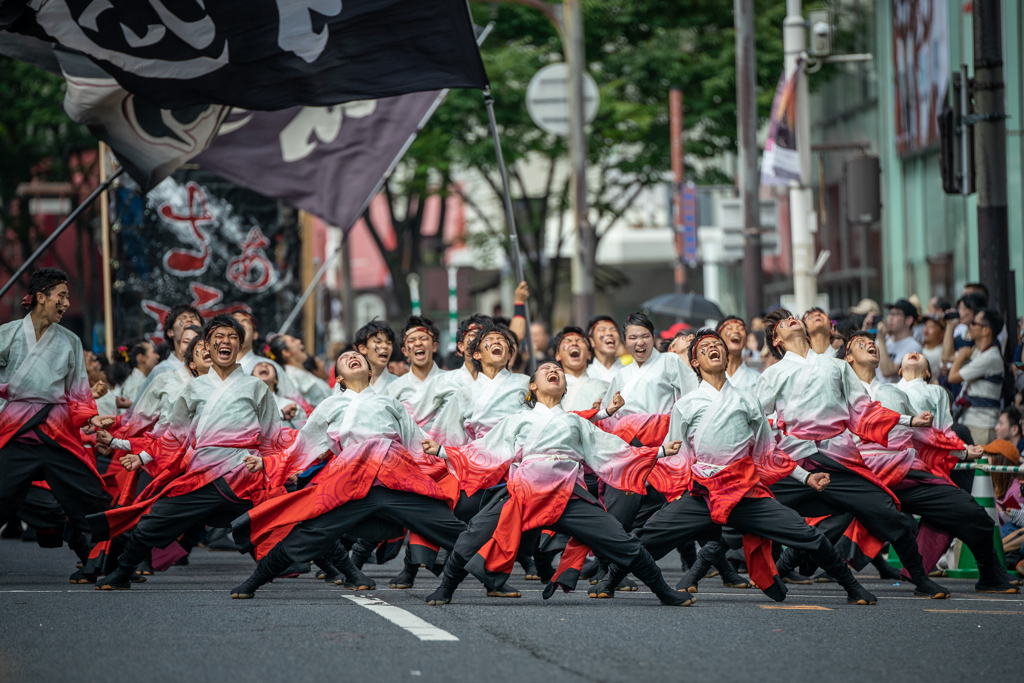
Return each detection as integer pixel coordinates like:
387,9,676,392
113,169,302,346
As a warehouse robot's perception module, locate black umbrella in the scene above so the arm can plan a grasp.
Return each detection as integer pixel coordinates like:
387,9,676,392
639,293,724,321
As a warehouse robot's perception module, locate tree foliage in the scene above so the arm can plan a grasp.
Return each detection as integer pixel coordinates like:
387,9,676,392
370,0,791,325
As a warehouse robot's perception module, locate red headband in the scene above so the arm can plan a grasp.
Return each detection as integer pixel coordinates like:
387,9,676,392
403,326,435,342
22,280,68,310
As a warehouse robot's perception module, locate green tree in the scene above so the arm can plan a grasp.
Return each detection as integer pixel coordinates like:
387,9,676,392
0,57,97,325
369,0,791,326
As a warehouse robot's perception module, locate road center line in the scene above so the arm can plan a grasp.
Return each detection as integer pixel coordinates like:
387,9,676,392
342,595,459,641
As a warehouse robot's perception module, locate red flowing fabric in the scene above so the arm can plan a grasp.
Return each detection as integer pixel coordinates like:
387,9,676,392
850,402,902,448
691,457,770,525
742,533,779,591
548,538,591,593
611,413,670,448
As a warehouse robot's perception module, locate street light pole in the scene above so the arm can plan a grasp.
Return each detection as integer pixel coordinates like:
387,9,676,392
736,0,763,321
784,0,816,315
563,0,594,326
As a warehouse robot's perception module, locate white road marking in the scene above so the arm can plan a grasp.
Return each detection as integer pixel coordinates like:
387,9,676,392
342,595,459,641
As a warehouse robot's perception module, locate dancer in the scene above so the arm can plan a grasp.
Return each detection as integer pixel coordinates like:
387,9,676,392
552,326,609,411
232,310,311,413
835,335,1016,593
354,320,397,395
386,316,447,423
421,361,693,607
586,315,628,382
253,362,307,429
749,309,952,599
266,334,332,408
802,307,840,358
227,350,465,599
596,330,877,605
138,304,202,394
115,339,160,405
716,317,759,393
0,268,113,579
92,315,294,590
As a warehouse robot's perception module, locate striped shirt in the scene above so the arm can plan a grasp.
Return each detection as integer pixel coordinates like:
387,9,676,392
960,345,1003,429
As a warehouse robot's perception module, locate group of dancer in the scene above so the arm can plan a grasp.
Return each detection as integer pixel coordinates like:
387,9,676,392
0,266,1019,613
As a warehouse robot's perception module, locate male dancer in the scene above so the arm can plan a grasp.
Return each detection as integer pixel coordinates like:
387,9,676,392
552,326,609,411
228,350,466,599
138,304,202,394
586,315,628,382
232,310,311,413
802,307,840,357
716,317,759,393
0,268,113,580
835,334,1016,593
596,330,877,605
354,320,397,395
92,315,295,590
387,316,447,424
750,309,951,598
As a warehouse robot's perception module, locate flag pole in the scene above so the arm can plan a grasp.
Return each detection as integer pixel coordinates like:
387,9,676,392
483,86,536,372
98,142,115,360
0,166,125,301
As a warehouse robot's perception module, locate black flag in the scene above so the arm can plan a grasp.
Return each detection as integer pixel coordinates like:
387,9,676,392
3,0,488,110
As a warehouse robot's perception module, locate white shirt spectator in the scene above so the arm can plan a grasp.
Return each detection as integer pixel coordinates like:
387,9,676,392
960,345,1004,429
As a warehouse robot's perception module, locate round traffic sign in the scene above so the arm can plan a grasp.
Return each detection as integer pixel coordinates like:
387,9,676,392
525,63,599,136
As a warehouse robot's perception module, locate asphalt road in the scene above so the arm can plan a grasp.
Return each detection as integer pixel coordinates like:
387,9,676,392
1,540,1021,683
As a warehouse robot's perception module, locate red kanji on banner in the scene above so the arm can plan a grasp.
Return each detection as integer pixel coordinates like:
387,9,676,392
160,182,214,276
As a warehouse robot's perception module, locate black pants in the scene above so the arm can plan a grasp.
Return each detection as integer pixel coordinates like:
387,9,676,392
118,479,250,569
636,494,850,578
603,484,667,532
449,490,644,587
269,488,466,568
0,436,110,537
769,454,926,578
896,480,999,568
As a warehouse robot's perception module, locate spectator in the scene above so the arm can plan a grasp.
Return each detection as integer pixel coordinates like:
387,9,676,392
986,407,1023,567
909,294,926,344
530,321,551,363
874,299,922,383
942,292,987,395
849,298,882,328
949,308,1005,444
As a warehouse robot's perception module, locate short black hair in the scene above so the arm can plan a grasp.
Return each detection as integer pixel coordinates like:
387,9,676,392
841,330,875,359
456,314,492,352
164,304,203,339
715,316,746,334
355,319,396,349
687,329,726,383
801,307,829,321
965,282,989,299
978,308,1004,336
525,361,564,408
231,309,258,332
586,315,617,338
622,312,654,337
466,319,509,372
552,326,594,365
1001,405,1023,436
119,338,149,369
264,333,290,363
27,267,69,309
957,292,988,313
203,313,246,346
762,308,793,359
184,334,205,377
402,315,440,344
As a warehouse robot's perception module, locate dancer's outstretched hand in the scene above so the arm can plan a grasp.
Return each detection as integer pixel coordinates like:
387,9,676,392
243,454,264,473
607,392,625,416
95,430,113,447
120,453,142,472
663,440,681,457
90,415,115,430
911,411,933,428
422,439,442,457
806,472,830,492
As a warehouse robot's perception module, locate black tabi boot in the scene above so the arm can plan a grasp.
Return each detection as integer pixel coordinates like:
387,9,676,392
389,556,420,589
349,539,374,570
717,558,753,589
579,556,601,581
902,550,951,599
870,554,903,581
677,544,717,593
95,563,137,591
313,556,343,583
535,551,557,584
136,557,154,576
589,561,608,585
975,555,1020,594
678,541,697,573
425,561,470,606
629,549,695,606
520,556,539,581
332,548,376,590
231,547,291,599
589,563,628,599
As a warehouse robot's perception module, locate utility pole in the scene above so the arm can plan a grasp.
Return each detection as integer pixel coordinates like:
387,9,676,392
736,0,763,321
783,0,816,315
973,0,1015,352
670,87,685,294
563,0,594,326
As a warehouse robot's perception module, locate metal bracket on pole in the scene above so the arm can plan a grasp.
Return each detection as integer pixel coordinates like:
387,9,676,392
0,166,125,301
483,86,536,373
